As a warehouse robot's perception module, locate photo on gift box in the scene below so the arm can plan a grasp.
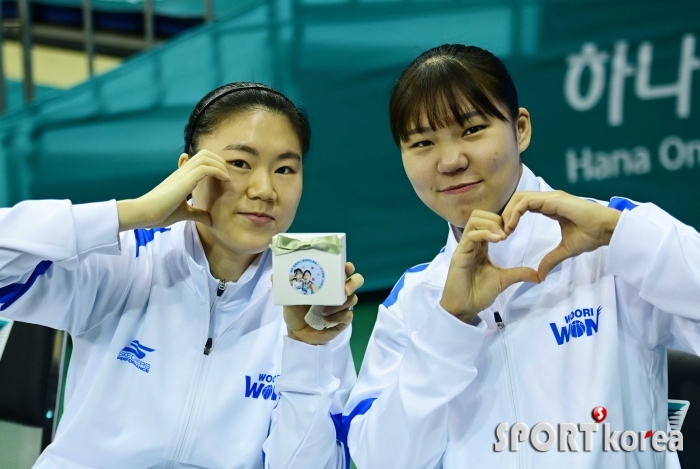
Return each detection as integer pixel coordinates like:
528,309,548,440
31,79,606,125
289,259,325,295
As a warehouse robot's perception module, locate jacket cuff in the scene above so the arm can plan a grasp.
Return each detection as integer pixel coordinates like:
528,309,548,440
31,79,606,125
606,208,667,290
413,302,488,361
71,200,121,256
279,336,335,388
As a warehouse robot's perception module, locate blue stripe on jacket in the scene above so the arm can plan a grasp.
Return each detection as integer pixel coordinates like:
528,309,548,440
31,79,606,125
0,260,53,311
331,412,352,469
340,397,378,464
134,227,170,258
382,263,430,308
261,414,352,468
608,197,638,212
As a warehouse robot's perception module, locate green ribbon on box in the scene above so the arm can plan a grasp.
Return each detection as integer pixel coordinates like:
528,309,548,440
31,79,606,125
271,234,342,256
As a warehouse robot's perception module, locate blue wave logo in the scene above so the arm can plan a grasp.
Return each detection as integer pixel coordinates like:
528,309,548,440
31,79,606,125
117,340,156,373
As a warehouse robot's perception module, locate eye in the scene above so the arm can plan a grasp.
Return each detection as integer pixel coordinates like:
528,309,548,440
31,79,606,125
230,160,250,169
463,125,484,136
410,140,433,149
275,166,296,175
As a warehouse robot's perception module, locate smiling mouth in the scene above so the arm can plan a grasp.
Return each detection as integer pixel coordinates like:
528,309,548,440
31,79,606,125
439,181,482,194
239,212,275,225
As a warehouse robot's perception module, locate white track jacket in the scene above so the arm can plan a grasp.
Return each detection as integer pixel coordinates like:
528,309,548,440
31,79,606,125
0,199,354,469
345,165,699,469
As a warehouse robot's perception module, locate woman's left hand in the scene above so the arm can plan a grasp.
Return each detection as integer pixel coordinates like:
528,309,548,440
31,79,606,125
501,191,622,281
284,262,364,345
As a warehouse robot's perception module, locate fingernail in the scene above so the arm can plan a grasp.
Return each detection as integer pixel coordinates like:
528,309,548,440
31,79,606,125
321,307,331,316
498,230,506,237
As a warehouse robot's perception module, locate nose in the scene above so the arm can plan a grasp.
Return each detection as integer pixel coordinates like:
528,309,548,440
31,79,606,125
246,169,276,202
436,144,469,175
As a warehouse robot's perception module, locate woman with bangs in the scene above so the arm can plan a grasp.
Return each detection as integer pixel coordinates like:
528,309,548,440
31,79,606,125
343,44,700,468
0,82,362,469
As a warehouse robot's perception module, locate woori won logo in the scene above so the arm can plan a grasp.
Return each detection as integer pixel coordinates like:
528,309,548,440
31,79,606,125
550,306,603,345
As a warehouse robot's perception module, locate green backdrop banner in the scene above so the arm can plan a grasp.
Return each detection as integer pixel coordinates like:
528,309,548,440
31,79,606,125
1,0,698,290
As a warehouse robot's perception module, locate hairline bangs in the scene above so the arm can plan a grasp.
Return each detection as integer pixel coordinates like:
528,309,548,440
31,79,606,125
393,60,510,144
193,101,310,157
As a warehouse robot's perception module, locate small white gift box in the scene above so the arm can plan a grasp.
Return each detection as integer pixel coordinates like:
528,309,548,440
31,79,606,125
271,233,347,307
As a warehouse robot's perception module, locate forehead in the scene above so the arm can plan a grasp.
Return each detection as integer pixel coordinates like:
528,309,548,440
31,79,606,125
206,109,302,152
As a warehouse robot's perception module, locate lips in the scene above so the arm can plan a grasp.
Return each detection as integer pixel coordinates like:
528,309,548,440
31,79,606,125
239,212,275,225
439,181,482,194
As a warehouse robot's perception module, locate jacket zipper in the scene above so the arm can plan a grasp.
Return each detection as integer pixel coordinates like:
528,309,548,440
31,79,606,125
216,283,272,343
204,280,226,355
172,279,226,463
494,310,521,468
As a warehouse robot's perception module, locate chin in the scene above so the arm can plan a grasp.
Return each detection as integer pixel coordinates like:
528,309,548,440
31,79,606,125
448,219,468,230
433,207,469,229
224,235,271,255
211,223,275,255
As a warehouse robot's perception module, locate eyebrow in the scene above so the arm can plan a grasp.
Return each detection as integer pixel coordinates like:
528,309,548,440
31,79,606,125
405,110,482,137
277,152,302,162
223,143,301,162
224,143,258,155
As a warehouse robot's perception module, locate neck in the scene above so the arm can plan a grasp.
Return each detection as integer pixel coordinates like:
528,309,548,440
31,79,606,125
195,223,258,282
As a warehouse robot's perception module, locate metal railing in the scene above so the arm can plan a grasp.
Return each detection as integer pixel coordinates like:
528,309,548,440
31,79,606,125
83,0,94,76
18,0,33,103
0,0,217,115
0,4,6,113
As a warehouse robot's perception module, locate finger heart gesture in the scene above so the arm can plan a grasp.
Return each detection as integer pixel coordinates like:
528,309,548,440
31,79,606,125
502,191,621,280
440,190,621,324
440,210,539,323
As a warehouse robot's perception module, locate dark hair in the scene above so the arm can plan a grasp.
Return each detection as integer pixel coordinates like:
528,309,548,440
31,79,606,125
184,82,311,156
303,270,311,277
294,268,303,274
389,44,519,145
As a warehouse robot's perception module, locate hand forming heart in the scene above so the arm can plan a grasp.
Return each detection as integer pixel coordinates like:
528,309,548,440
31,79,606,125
439,190,622,324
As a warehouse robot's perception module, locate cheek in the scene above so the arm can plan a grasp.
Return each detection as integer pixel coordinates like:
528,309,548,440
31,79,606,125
481,138,517,177
403,156,432,191
280,178,302,202
203,177,245,214
191,177,221,210
275,179,303,218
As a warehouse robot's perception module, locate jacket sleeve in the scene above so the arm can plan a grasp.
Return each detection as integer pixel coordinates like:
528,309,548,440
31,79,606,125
605,200,700,353
0,199,135,335
263,326,355,469
343,279,488,469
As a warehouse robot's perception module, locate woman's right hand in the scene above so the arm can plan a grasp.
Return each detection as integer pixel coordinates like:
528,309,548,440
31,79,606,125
117,150,230,231
439,210,539,324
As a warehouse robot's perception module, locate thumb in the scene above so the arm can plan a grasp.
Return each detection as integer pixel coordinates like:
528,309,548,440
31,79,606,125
537,243,573,281
184,205,213,226
501,267,540,289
